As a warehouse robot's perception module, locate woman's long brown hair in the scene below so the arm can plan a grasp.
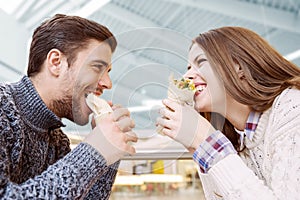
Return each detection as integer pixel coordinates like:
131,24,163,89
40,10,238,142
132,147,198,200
194,26,300,150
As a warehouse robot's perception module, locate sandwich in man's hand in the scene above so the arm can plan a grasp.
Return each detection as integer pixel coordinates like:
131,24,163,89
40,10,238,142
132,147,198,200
86,93,112,125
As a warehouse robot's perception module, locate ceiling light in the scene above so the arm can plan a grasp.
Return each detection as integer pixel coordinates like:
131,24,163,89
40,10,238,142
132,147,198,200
71,0,111,18
0,0,20,14
284,49,300,61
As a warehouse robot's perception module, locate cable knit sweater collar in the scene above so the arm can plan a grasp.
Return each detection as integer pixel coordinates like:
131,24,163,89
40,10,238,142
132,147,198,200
9,75,64,131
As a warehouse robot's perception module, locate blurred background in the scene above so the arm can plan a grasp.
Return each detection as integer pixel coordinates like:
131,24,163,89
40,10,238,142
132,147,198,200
1,0,300,199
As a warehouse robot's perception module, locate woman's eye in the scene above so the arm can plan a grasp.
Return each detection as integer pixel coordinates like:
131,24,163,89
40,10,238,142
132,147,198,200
197,58,207,66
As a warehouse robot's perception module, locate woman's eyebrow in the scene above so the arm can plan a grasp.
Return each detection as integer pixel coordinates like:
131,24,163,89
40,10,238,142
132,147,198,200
193,54,205,63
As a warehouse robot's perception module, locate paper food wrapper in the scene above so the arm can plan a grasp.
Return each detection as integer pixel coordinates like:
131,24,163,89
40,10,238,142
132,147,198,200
157,74,196,134
86,93,112,123
167,77,195,106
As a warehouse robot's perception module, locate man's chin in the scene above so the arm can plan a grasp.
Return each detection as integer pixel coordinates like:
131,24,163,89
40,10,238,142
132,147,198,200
74,120,89,126
72,115,90,126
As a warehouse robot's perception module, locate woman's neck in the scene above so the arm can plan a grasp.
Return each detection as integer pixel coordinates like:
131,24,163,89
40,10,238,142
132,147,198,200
225,100,251,131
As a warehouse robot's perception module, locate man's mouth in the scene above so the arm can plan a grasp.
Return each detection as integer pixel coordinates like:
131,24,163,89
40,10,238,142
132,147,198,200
93,91,102,96
85,89,103,98
94,88,103,96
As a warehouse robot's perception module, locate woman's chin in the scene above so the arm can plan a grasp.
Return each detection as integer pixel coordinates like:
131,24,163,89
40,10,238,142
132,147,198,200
194,102,210,113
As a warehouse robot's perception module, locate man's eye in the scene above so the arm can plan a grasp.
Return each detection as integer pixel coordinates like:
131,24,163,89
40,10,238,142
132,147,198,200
92,65,105,72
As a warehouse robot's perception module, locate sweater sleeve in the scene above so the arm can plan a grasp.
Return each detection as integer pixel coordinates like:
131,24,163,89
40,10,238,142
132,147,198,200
0,85,119,199
0,141,112,199
199,88,300,200
84,161,120,200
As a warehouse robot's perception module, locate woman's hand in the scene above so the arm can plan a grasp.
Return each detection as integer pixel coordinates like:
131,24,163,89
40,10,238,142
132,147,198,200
156,99,216,151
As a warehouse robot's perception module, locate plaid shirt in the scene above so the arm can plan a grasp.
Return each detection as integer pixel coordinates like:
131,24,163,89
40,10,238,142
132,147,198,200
193,111,262,173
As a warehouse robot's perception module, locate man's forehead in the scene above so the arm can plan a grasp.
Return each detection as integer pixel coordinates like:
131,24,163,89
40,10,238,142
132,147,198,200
85,42,112,61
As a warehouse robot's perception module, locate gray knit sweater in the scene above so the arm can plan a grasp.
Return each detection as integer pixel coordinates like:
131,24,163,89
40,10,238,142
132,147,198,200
0,76,119,199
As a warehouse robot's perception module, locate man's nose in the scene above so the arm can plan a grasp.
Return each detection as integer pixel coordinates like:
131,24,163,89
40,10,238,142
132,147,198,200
98,72,112,90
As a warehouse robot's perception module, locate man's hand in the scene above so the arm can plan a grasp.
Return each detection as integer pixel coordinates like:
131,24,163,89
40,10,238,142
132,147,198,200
85,106,137,165
111,104,135,132
156,99,215,151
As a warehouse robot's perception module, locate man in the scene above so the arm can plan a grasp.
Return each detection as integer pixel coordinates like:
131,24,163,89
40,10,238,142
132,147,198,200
0,14,137,199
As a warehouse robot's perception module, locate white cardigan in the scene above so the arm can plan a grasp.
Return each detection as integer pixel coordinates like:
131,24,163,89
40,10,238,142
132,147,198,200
198,88,300,200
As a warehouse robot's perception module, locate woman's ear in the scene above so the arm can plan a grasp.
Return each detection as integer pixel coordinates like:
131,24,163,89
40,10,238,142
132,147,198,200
46,49,65,77
235,64,245,80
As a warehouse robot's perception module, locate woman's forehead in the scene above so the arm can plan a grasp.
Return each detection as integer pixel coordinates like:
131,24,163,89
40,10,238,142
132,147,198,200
189,44,206,60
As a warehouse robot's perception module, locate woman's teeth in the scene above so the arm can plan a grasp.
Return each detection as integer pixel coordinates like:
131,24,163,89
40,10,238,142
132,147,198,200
196,85,206,92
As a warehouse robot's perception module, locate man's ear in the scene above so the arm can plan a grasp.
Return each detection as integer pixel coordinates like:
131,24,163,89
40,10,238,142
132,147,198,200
46,49,65,77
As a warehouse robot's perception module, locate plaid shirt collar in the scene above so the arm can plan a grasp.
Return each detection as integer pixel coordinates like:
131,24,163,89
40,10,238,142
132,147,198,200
245,111,262,140
235,111,262,141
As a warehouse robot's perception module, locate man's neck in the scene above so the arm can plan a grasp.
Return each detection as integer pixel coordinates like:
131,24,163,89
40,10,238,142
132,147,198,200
30,75,56,111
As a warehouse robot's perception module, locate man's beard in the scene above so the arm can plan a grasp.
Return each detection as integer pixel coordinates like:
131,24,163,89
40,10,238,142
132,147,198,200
50,94,88,125
50,95,73,121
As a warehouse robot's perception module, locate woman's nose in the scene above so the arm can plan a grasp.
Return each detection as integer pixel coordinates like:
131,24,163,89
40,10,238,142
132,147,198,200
183,68,195,80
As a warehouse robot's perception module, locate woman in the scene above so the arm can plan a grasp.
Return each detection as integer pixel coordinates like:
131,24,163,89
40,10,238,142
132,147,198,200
156,26,300,199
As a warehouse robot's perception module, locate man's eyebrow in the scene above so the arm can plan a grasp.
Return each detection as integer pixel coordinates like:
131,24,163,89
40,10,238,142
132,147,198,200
91,59,109,67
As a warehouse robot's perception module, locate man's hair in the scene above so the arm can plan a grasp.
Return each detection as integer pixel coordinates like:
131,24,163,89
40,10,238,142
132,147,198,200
27,14,117,77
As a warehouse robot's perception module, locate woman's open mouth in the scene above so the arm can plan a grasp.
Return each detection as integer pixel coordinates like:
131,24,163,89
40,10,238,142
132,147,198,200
195,83,207,96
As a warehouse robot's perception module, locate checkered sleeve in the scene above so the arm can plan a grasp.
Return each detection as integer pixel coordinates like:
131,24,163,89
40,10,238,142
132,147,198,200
193,130,237,173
